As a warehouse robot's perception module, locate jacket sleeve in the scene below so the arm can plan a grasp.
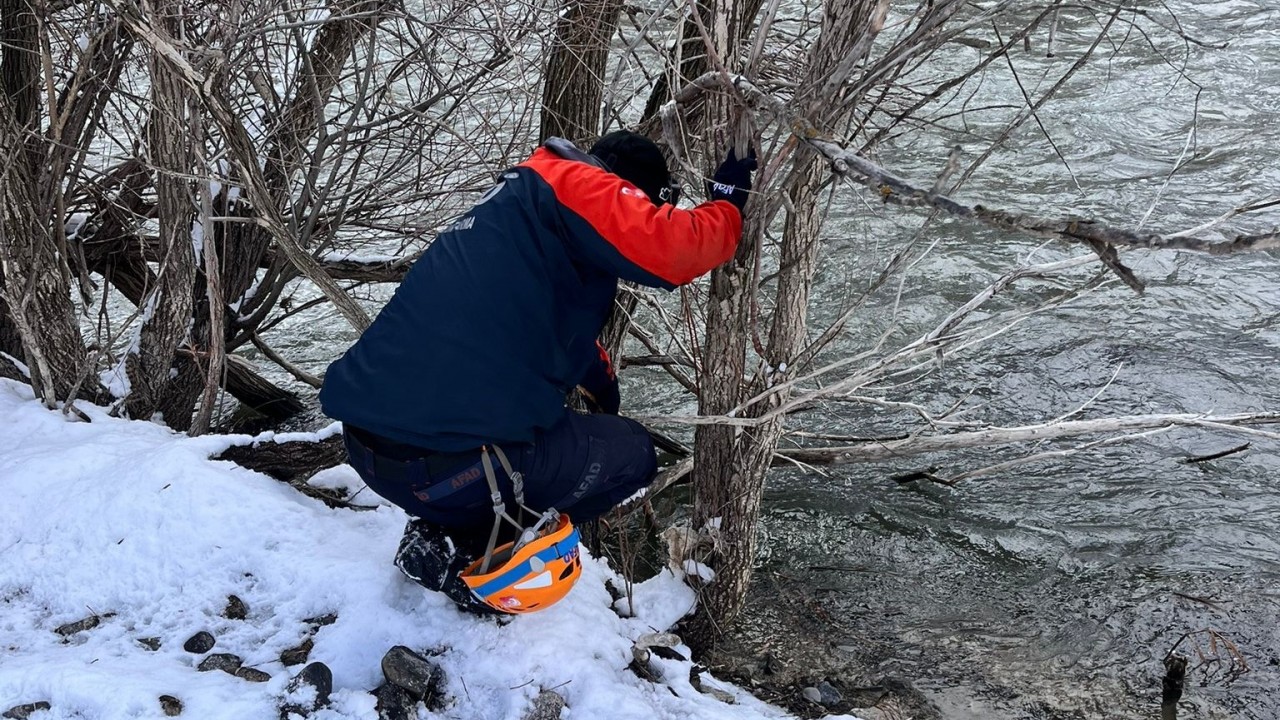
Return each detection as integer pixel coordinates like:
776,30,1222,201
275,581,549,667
521,149,742,289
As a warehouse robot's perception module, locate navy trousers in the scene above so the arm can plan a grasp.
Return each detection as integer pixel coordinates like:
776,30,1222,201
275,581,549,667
343,409,658,539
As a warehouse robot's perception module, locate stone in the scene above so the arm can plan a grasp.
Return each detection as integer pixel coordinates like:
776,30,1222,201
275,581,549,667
874,676,943,719
373,683,415,720
183,631,216,654
521,690,566,720
760,652,783,676
197,653,243,674
688,669,736,705
280,637,314,666
159,695,183,716
304,613,338,627
702,686,737,704
223,595,249,621
281,661,333,717
816,680,843,706
236,667,272,683
801,686,823,704
380,646,445,707
54,615,100,636
3,702,51,720
138,637,162,651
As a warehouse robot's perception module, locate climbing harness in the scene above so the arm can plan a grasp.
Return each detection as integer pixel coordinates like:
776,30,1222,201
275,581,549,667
459,445,583,614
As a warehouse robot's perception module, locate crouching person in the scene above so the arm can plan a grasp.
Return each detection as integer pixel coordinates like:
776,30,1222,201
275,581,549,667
320,131,754,614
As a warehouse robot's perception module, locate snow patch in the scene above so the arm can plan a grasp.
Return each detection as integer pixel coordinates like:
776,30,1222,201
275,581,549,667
682,559,717,583
320,251,399,264
192,218,204,258
0,380,844,720
99,356,131,398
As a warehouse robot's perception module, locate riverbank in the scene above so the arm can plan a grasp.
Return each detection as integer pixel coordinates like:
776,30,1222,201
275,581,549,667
0,379,857,720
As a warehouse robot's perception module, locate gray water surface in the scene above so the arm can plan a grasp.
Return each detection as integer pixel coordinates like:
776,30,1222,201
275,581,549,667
735,4,1280,718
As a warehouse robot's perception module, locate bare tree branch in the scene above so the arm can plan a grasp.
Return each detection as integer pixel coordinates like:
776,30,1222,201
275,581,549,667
664,71,1280,260
773,412,1280,467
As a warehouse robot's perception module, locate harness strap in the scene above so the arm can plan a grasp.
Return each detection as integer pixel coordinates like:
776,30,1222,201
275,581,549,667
490,445,540,518
491,445,523,501
479,447,518,573
476,445,565,576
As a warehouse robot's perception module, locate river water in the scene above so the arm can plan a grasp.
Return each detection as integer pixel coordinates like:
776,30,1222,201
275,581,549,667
714,3,1280,718
267,2,1280,717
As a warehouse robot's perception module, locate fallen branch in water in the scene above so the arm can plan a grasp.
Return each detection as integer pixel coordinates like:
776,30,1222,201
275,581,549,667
765,412,1280,479
1161,626,1249,719
1180,442,1251,464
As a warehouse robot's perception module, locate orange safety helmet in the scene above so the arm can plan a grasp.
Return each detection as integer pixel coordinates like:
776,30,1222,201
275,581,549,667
460,514,583,614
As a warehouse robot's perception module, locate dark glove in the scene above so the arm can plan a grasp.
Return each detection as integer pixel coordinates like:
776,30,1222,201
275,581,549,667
706,146,757,212
578,341,620,415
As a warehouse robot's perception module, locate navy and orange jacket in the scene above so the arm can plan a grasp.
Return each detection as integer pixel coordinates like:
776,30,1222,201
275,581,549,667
319,139,741,451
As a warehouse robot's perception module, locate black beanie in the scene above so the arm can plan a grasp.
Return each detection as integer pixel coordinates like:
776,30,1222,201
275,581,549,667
589,130,670,205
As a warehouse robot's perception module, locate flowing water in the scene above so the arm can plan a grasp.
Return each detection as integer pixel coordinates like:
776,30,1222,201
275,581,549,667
721,4,1280,718
268,2,1280,717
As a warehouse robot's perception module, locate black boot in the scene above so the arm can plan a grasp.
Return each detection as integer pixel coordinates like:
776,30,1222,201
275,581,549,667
394,520,501,617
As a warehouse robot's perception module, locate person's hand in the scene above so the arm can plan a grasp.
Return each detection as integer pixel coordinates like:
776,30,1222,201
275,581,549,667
706,147,757,212
578,341,620,415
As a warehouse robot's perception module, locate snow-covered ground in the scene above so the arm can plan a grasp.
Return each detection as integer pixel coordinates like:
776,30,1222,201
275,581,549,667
0,379,858,720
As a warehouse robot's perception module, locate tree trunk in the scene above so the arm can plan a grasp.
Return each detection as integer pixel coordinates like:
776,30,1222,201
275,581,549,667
683,0,883,651
215,434,346,483
222,356,306,419
0,0,86,406
599,289,635,360
125,6,198,421
190,112,226,436
686,243,757,649
90,224,304,424
539,0,624,145
673,0,759,650
0,267,26,382
0,269,22,363
0,0,39,136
